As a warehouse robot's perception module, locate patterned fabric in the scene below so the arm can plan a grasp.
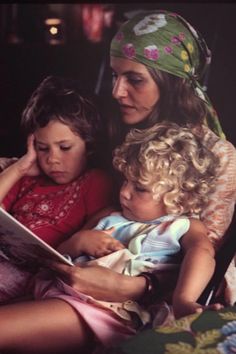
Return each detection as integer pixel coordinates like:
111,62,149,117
2,169,113,247
200,126,236,244
200,126,236,306
91,213,190,275
110,10,225,138
103,305,236,354
0,168,113,303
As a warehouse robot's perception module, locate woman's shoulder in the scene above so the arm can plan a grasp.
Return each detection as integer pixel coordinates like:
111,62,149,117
203,127,236,166
203,126,235,153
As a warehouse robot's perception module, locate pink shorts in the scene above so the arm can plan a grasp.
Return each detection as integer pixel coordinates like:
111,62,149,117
34,273,136,347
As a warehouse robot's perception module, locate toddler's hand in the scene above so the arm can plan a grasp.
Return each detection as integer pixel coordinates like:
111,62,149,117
81,228,125,258
57,228,125,259
173,299,224,319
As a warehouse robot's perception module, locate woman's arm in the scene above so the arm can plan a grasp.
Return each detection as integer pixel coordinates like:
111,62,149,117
51,261,147,302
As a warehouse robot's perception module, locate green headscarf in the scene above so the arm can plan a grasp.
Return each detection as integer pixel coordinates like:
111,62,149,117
110,10,225,139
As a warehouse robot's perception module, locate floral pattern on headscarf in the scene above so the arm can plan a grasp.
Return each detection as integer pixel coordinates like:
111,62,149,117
110,10,225,139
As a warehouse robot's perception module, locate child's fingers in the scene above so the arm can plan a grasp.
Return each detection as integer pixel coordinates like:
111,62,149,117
195,302,224,315
106,239,125,252
27,134,35,150
111,241,125,251
103,227,115,236
94,240,125,257
204,303,224,311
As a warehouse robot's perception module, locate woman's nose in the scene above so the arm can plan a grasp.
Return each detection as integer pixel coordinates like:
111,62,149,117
112,77,128,100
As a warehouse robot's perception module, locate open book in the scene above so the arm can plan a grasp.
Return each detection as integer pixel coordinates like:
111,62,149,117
0,207,74,269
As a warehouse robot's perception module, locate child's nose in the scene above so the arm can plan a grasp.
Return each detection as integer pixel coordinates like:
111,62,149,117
120,182,132,200
47,149,60,163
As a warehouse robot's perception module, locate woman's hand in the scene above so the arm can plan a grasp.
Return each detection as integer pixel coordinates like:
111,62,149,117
57,229,125,259
51,262,146,302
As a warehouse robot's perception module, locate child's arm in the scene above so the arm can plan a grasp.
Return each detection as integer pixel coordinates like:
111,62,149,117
0,157,18,172
57,228,125,259
0,135,40,205
172,218,222,318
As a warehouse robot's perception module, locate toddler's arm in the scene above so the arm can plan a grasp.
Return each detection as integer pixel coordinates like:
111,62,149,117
172,218,223,318
57,228,125,259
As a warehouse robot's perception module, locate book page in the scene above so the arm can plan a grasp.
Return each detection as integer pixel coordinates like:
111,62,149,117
0,207,74,269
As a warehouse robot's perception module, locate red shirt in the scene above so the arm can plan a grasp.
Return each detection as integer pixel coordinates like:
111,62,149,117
2,169,113,247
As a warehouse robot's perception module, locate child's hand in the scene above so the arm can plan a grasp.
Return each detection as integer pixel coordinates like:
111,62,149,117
57,229,125,259
16,135,40,177
82,228,125,258
173,299,224,319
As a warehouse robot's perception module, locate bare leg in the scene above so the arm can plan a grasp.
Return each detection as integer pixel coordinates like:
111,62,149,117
0,298,95,354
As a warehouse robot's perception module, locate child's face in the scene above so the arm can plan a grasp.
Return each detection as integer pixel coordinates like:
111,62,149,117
34,120,87,184
119,178,166,222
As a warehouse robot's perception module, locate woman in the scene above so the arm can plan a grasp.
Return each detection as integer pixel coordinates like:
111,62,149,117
0,10,235,354
108,10,235,244
85,8,236,302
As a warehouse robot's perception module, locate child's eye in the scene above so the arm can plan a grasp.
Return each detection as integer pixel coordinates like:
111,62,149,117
37,146,48,152
134,184,147,193
60,146,71,151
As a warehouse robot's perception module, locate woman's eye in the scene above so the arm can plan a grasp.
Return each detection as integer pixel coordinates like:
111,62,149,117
127,75,143,86
111,72,118,85
112,72,118,80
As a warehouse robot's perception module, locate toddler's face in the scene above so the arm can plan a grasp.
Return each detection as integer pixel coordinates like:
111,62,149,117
119,178,165,222
34,120,87,184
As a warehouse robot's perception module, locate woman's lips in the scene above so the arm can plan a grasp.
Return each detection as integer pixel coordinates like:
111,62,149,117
120,105,136,113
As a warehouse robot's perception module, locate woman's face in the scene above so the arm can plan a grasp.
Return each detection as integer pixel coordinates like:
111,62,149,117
34,120,87,184
110,56,160,125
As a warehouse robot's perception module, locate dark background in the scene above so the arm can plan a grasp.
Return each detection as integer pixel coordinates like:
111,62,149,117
0,3,235,157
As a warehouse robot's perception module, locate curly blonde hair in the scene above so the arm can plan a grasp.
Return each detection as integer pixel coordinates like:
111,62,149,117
113,122,219,216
